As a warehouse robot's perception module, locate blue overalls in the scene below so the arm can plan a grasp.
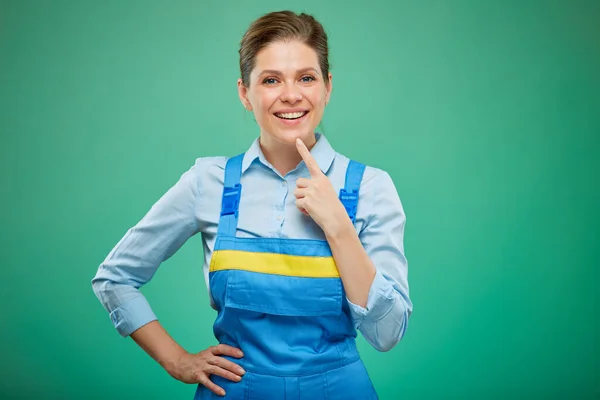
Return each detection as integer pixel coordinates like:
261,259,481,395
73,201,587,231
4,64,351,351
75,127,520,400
194,154,378,400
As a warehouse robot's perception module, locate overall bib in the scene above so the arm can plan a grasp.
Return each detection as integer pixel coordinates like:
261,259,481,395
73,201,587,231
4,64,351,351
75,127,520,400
194,154,378,400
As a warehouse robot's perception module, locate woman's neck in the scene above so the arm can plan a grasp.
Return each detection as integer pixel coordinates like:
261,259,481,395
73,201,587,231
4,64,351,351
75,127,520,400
259,133,317,176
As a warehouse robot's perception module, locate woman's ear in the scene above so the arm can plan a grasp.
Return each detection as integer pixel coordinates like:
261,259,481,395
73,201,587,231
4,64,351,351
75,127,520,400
237,78,253,111
326,73,333,105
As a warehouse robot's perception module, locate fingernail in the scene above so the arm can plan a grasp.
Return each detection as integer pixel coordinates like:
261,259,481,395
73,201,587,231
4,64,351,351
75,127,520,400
221,389,226,396
238,367,246,375
237,351,244,357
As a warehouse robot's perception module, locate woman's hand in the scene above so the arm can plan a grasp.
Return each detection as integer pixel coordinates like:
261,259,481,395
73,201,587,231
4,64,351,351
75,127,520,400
168,344,246,396
294,138,352,238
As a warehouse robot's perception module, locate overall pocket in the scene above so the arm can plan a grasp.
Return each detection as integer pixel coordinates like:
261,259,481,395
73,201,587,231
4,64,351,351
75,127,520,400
224,269,342,317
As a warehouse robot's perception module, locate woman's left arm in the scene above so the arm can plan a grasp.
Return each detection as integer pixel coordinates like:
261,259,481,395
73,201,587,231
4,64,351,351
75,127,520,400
328,171,412,352
295,139,412,352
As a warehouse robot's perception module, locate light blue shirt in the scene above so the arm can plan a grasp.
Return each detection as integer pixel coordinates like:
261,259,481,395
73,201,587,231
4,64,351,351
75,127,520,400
92,134,412,352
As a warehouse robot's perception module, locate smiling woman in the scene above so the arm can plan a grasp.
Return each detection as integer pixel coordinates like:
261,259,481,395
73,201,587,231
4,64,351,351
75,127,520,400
91,10,412,400
237,12,332,176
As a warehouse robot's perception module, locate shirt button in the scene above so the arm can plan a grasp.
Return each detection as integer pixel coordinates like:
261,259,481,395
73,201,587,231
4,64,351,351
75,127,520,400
281,181,287,187
277,215,283,221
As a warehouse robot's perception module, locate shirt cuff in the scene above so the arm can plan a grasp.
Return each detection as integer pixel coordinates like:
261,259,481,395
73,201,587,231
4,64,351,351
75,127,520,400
109,295,157,337
346,270,396,325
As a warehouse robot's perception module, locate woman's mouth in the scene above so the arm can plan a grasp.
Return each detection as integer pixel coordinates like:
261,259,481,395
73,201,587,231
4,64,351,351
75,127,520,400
274,111,309,120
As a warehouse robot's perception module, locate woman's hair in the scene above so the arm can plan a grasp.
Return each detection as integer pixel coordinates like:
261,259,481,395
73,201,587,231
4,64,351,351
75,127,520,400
239,11,330,87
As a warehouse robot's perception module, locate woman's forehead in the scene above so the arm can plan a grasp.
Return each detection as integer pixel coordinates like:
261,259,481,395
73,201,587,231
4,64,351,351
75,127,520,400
253,40,320,76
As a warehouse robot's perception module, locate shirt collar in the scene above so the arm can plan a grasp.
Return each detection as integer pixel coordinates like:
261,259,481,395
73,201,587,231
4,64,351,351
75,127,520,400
241,133,336,175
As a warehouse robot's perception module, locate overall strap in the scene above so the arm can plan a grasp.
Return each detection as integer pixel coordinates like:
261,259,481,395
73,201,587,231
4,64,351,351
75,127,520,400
217,153,244,237
339,160,366,224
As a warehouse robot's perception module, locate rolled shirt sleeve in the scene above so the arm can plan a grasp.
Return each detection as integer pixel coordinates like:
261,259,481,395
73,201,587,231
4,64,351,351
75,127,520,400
91,160,202,337
347,170,413,352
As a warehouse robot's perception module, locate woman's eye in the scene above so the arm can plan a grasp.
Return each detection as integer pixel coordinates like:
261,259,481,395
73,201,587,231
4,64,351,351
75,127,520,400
263,78,278,85
300,75,315,83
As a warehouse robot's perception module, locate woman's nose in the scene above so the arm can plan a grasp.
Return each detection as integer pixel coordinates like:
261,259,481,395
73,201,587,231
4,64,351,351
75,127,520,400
279,84,302,104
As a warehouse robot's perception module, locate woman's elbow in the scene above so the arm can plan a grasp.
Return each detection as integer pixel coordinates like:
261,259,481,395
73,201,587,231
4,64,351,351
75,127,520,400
368,302,410,352
91,275,110,310
373,336,400,352
372,323,405,352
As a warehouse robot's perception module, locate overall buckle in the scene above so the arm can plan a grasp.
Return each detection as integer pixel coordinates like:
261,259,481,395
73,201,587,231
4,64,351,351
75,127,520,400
221,184,242,217
339,188,359,221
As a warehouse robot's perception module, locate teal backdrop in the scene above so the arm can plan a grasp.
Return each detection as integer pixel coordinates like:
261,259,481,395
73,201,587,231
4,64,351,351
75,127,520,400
1,0,598,398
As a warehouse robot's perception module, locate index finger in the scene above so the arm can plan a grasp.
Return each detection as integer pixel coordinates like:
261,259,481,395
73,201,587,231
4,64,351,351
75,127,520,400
212,344,244,358
296,138,321,176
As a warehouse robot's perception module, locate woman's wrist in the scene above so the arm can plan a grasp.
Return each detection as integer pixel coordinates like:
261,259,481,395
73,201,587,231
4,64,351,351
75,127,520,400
160,347,188,377
130,320,188,377
324,213,356,243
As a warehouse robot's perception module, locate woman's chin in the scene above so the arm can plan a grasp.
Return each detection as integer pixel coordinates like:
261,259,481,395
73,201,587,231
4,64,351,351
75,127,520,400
264,129,316,145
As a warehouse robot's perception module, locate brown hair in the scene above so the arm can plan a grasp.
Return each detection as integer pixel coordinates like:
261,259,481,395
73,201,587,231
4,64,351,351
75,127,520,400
239,11,330,87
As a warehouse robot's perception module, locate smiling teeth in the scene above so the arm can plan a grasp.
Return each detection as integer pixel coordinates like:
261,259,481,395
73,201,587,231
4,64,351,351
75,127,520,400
276,111,306,119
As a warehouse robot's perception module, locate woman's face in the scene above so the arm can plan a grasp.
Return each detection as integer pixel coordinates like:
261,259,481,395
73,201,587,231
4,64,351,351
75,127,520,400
238,40,332,147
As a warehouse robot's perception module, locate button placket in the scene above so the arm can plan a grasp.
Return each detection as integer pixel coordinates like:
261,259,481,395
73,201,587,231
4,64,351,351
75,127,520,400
276,178,288,226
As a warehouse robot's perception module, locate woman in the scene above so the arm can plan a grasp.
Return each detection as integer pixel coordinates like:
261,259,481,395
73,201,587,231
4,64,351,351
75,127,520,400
92,10,412,399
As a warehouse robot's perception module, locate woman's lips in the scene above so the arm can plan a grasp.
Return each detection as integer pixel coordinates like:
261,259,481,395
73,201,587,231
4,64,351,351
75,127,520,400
273,110,309,125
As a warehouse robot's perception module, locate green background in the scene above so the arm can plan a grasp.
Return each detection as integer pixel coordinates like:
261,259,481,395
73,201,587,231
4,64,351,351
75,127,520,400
1,0,598,398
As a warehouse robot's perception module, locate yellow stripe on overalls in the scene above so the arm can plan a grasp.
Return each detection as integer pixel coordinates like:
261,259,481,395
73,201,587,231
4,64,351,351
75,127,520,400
210,250,340,278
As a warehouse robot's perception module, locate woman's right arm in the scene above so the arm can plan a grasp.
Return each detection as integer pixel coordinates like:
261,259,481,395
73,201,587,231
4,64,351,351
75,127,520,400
91,159,245,395
91,162,202,337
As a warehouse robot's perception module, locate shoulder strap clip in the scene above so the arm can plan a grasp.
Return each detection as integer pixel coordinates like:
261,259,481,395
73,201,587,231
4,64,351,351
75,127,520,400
220,183,242,217
339,188,359,222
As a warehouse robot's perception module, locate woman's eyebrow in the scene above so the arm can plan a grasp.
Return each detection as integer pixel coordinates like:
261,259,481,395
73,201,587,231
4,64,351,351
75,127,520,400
257,67,320,76
297,67,320,75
